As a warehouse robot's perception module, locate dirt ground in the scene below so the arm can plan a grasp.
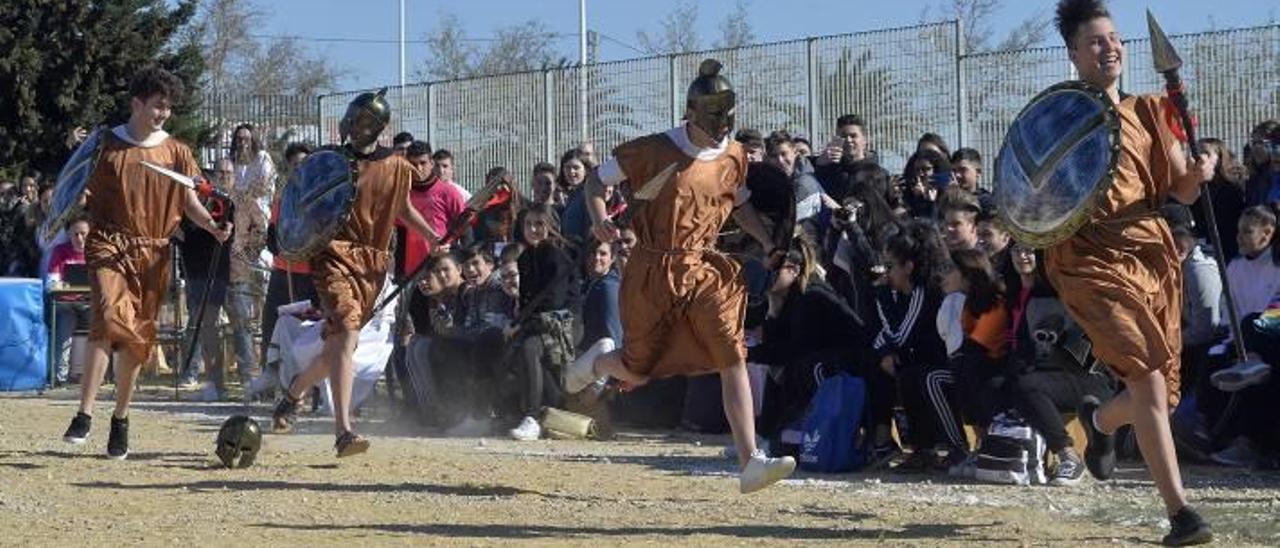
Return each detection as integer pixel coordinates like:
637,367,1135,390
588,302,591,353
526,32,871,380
2,387,1279,547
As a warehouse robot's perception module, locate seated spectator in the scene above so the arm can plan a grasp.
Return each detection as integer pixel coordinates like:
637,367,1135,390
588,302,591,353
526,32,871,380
1225,205,1280,323
950,148,985,195
873,221,950,471
941,188,980,252
1005,243,1116,485
792,135,813,160
457,244,515,336
928,249,1010,473
750,237,869,449
507,204,576,441
823,166,900,325
1213,297,1280,468
1192,138,1247,261
554,149,590,209
48,217,91,385
578,238,622,353
404,251,469,429
1173,224,1222,397
765,131,833,239
473,167,521,244
735,128,765,162
1243,119,1278,208
975,198,1012,282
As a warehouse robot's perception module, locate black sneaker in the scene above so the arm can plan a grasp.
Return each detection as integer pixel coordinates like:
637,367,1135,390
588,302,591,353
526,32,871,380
62,412,92,444
893,450,934,474
107,415,129,460
272,394,300,434
1078,396,1116,480
1050,452,1086,486
1162,505,1212,546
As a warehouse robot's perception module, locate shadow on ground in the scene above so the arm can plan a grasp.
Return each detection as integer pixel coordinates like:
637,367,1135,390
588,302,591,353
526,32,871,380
251,520,1003,542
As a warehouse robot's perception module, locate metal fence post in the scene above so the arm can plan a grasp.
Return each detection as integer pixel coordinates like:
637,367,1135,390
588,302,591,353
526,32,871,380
544,70,555,162
806,37,819,142
315,93,323,145
426,83,435,151
954,19,967,148
669,54,680,127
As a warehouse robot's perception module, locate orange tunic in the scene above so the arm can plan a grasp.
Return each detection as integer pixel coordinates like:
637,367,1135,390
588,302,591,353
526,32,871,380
1045,94,1183,405
612,133,749,378
310,148,413,337
84,129,197,364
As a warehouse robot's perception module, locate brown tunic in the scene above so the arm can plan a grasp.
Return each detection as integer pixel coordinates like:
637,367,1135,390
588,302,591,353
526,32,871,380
84,130,196,364
612,132,749,378
310,148,413,337
1045,95,1183,405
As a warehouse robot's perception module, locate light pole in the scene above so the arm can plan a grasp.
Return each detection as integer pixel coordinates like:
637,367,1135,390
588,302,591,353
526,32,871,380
579,0,588,144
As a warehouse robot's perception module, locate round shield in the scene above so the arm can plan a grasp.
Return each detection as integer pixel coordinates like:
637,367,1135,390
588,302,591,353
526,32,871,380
993,81,1121,248
276,150,357,261
41,127,106,245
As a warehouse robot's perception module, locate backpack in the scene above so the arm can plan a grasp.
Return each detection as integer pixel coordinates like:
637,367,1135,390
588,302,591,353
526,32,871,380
796,373,867,473
974,410,1047,485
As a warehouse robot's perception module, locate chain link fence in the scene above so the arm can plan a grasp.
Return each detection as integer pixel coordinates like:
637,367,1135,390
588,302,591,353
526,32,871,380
194,94,319,168
309,21,1277,192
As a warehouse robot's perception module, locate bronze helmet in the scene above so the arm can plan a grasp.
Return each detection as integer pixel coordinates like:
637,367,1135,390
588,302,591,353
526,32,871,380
215,415,263,469
685,59,736,142
339,87,392,148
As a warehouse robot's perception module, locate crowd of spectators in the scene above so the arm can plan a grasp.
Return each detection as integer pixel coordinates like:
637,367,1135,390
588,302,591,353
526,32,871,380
5,114,1278,480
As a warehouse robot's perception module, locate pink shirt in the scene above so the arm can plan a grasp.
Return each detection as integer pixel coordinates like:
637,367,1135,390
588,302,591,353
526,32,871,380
397,179,466,276
48,242,85,278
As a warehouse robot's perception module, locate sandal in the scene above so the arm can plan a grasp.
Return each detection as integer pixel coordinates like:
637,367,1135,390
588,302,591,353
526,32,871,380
335,431,370,458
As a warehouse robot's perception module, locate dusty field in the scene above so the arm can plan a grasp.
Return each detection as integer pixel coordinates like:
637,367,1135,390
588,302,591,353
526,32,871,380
2,387,1279,547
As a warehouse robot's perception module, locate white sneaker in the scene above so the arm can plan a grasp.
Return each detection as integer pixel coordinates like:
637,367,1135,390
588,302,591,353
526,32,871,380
186,383,223,402
723,435,769,461
564,338,614,393
509,416,542,441
739,449,796,494
445,417,490,437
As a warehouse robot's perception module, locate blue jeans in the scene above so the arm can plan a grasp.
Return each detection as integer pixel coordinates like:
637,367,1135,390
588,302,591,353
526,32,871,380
224,279,261,383
181,278,229,387
52,302,90,383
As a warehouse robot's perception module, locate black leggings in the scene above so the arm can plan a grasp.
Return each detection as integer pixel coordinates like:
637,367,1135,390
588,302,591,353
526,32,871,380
1011,368,1116,452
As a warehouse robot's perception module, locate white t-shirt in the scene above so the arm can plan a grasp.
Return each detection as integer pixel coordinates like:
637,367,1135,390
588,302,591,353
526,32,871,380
1225,251,1280,320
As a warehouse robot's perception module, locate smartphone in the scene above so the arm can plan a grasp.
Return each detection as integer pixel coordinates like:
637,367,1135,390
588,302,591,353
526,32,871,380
930,170,953,189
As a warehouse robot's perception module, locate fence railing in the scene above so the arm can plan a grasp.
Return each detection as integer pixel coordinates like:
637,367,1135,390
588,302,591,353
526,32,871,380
303,21,1278,193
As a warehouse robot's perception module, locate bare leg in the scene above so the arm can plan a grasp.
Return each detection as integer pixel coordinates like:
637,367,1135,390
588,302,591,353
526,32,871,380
286,351,336,401
111,353,143,419
77,340,113,416
592,350,649,386
1093,371,1189,514
324,330,360,435
720,364,759,469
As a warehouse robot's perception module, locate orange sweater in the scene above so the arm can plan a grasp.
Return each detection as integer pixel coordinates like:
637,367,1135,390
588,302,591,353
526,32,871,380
962,298,1009,360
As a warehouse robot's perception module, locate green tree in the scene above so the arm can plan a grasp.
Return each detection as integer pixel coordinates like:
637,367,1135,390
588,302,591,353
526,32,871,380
0,0,208,178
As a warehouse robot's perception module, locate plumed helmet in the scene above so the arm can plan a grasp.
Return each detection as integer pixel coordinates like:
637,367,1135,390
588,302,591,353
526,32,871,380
685,59,736,141
215,415,262,469
339,87,392,148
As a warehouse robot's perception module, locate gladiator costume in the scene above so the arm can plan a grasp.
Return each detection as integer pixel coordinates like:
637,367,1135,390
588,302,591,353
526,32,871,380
310,91,414,338
596,60,750,377
85,126,199,364
1045,95,1183,405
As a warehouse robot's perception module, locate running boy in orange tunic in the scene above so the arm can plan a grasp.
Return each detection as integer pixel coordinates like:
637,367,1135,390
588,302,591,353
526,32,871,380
565,60,796,494
1046,2,1215,545
61,67,232,459
270,90,438,457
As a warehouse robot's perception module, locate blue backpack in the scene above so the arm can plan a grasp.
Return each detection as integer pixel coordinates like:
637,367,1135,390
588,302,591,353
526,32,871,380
797,373,867,473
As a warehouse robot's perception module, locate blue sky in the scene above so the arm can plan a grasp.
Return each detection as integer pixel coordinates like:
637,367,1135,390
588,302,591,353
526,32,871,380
253,0,1276,91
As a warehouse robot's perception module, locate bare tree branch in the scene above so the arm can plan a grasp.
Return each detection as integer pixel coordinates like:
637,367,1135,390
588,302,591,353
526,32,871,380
635,1,701,55
713,0,756,49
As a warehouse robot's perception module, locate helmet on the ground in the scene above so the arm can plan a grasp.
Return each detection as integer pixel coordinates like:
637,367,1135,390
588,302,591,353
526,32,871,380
215,415,262,469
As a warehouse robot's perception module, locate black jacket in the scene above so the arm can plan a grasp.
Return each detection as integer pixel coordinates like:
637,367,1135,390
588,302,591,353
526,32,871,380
749,279,869,375
871,285,947,369
517,241,575,317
